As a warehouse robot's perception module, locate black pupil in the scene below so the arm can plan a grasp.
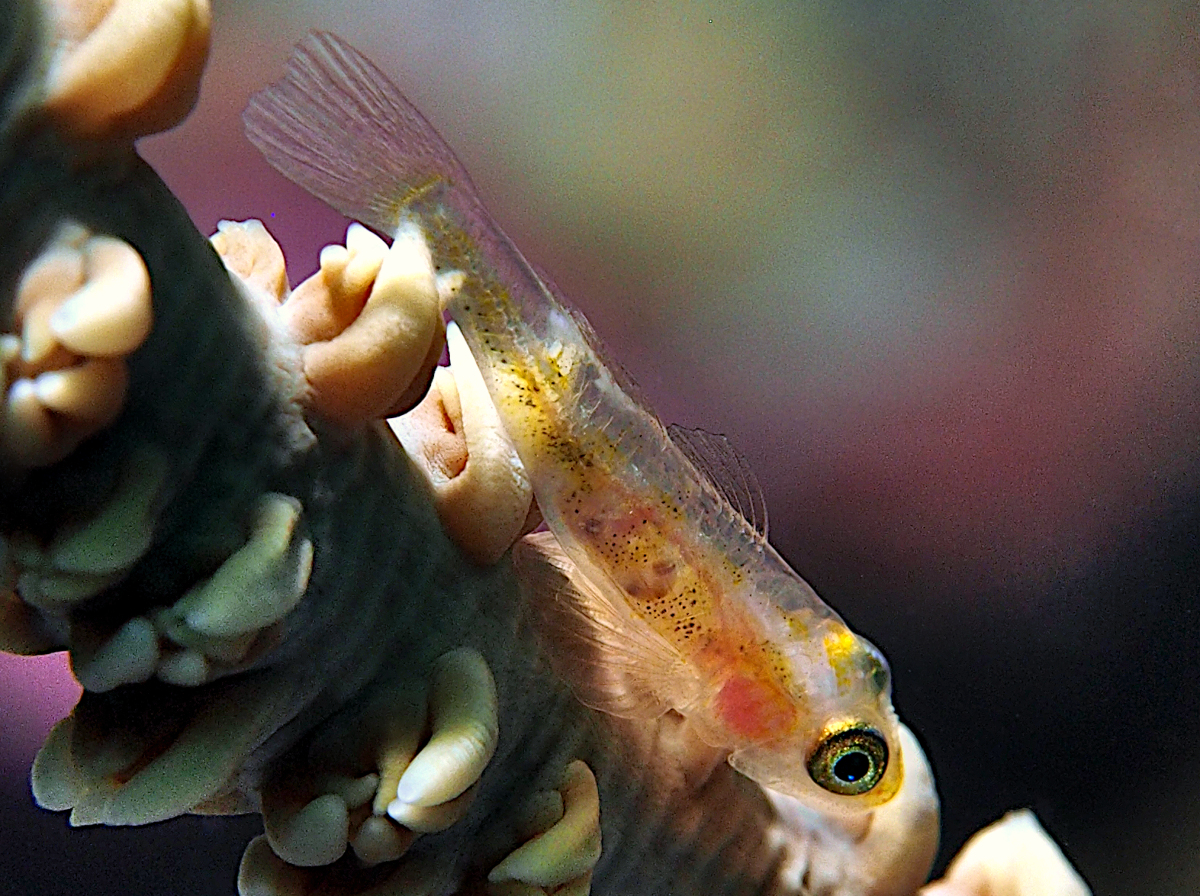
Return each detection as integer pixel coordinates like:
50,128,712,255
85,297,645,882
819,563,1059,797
833,750,871,783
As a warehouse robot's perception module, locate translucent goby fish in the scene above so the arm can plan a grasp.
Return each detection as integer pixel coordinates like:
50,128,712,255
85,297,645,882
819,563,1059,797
244,31,903,815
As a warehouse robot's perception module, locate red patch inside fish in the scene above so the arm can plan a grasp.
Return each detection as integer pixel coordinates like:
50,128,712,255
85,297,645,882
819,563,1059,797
715,672,797,742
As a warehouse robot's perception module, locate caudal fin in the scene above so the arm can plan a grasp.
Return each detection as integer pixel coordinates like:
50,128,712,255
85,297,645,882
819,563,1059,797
243,31,476,235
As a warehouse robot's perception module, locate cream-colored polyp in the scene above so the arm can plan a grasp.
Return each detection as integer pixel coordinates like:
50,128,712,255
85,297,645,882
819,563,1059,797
41,0,211,137
389,321,535,566
2,222,152,467
919,810,1091,896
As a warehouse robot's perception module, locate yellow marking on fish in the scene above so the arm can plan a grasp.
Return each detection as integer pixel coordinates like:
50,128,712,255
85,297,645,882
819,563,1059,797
380,175,445,227
784,610,810,639
823,627,861,691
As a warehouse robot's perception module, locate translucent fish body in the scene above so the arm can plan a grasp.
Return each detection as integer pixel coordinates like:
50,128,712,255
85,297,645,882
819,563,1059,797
244,31,903,814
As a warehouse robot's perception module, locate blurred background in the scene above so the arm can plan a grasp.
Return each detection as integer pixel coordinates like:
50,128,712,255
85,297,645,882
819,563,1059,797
3,0,1199,893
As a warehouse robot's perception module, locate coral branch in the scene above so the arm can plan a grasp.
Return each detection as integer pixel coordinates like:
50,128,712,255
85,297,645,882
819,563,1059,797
0,4,1090,896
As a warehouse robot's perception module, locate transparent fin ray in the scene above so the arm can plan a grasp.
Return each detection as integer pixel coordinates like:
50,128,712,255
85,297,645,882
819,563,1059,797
514,531,692,720
667,424,768,537
243,31,476,235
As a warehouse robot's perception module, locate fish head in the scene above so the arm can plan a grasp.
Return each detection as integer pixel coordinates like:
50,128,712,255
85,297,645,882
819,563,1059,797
725,618,906,815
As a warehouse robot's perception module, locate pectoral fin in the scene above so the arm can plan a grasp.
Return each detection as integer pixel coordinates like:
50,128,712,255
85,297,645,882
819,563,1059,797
514,531,691,721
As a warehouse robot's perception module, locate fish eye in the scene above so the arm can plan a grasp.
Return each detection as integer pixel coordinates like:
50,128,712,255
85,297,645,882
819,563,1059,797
807,726,889,796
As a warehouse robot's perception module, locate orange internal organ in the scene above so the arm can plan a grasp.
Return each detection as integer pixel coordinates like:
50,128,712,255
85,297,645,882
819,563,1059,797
695,611,800,742
565,488,710,641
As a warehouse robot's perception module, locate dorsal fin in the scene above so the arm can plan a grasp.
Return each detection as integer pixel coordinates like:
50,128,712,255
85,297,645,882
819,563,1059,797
535,268,662,421
667,425,768,537
513,531,691,720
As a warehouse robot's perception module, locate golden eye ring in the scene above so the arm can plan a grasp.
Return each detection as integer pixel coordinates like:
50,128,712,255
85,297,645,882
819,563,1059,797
807,726,888,795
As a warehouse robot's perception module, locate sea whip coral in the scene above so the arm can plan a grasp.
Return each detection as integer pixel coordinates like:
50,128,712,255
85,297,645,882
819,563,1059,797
0,2,1086,895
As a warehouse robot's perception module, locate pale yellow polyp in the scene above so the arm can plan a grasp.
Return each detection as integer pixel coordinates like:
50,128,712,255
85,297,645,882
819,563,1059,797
210,220,288,303
264,792,350,867
2,223,153,468
2,380,57,465
29,667,299,827
391,647,498,808
33,359,127,424
488,760,601,892
284,228,387,343
390,322,535,565
920,809,1091,896
72,615,159,692
42,0,212,137
174,493,312,638
19,287,66,367
14,242,85,321
351,814,413,866
386,783,479,834
277,223,443,423
45,443,166,577
246,647,503,889
49,235,152,356
371,691,429,817
154,647,209,687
